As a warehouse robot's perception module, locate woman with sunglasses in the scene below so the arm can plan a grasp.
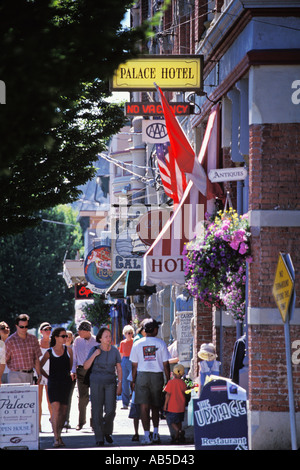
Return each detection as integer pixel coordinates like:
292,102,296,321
40,327,73,448
119,325,135,410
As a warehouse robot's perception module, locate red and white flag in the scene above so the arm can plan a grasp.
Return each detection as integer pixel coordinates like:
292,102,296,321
156,85,207,196
156,142,187,204
156,85,223,202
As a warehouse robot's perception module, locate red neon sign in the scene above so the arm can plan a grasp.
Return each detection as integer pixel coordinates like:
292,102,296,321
125,102,193,116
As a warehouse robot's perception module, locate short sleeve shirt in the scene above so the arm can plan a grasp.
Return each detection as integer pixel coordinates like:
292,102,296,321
119,339,133,357
5,332,42,371
164,378,187,413
87,345,121,384
129,336,170,373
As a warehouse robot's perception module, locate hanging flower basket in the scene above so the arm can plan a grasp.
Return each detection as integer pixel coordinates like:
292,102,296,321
183,208,252,322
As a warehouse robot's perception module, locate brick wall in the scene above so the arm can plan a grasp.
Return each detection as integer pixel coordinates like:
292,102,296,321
193,302,237,379
193,302,213,377
248,122,300,412
249,123,300,211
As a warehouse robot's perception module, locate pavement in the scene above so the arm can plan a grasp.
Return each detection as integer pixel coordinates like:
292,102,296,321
38,384,196,453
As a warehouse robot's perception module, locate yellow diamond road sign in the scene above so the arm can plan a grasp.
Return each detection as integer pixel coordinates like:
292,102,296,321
272,253,294,322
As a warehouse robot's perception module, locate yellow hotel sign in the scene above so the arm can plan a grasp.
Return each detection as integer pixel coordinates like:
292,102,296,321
110,55,203,92
272,253,294,323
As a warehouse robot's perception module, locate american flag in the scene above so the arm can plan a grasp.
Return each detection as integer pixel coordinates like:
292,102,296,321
156,142,187,204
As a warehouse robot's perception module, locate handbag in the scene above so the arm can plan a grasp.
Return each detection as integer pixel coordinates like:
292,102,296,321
83,346,98,386
83,364,93,386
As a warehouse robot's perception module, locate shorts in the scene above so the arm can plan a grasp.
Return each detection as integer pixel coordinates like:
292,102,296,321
134,371,164,408
166,411,185,425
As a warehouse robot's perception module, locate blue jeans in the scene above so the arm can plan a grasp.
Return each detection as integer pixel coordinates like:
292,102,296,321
121,356,132,407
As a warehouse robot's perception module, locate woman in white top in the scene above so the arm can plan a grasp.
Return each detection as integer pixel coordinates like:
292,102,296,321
38,322,52,432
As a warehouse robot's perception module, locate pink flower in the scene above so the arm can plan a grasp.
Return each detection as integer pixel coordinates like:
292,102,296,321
239,242,248,254
230,240,240,250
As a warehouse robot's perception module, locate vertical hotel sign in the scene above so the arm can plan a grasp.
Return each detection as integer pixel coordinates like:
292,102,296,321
110,55,203,92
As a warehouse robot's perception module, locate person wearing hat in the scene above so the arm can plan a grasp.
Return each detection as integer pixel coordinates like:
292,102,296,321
129,317,170,445
71,320,98,430
198,343,221,392
163,363,187,443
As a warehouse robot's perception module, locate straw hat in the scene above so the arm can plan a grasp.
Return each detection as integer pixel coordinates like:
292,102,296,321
198,343,217,361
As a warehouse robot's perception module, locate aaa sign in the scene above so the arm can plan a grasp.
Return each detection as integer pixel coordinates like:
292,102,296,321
111,55,203,92
272,253,294,322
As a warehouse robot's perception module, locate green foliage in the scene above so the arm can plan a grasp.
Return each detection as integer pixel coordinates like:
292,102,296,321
0,0,145,234
82,295,111,329
0,205,82,328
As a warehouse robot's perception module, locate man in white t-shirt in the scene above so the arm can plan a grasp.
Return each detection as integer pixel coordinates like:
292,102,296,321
130,318,170,445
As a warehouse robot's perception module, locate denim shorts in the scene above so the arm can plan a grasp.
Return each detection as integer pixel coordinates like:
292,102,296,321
134,371,164,407
166,411,185,425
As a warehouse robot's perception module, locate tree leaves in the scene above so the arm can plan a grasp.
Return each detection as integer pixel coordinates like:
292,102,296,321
0,0,145,234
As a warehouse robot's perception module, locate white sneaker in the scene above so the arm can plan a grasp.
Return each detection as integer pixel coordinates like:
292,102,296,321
141,435,152,445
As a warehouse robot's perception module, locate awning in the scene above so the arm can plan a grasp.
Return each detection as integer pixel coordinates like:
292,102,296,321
142,105,221,286
63,259,85,287
105,270,127,298
105,270,156,298
124,270,156,296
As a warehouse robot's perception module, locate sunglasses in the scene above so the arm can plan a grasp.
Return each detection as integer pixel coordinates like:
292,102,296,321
18,325,29,329
42,328,52,331
125,332,133,335
59,334,68,338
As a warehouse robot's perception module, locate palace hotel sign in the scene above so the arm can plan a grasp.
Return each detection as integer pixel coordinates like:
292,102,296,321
111,55,203,92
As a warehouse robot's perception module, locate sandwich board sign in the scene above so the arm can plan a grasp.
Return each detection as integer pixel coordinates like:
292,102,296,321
0,384,39,450
194,377,248,450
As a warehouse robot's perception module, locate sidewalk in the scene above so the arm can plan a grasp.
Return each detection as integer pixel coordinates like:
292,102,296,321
39,385,195,451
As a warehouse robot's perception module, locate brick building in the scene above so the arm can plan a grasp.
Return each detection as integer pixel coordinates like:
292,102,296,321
129,0,300,449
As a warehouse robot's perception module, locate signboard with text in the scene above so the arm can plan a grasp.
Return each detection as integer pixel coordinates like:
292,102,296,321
0,384,39,450
272,252,294,323
75,283,93,300
208,167,248,183
111,55,203,92
194,377,248,450
125,102,193,116
176,311,193,365
84,245,121,293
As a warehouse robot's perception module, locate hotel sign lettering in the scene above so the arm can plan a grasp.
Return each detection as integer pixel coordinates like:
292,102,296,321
111,55,203,92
